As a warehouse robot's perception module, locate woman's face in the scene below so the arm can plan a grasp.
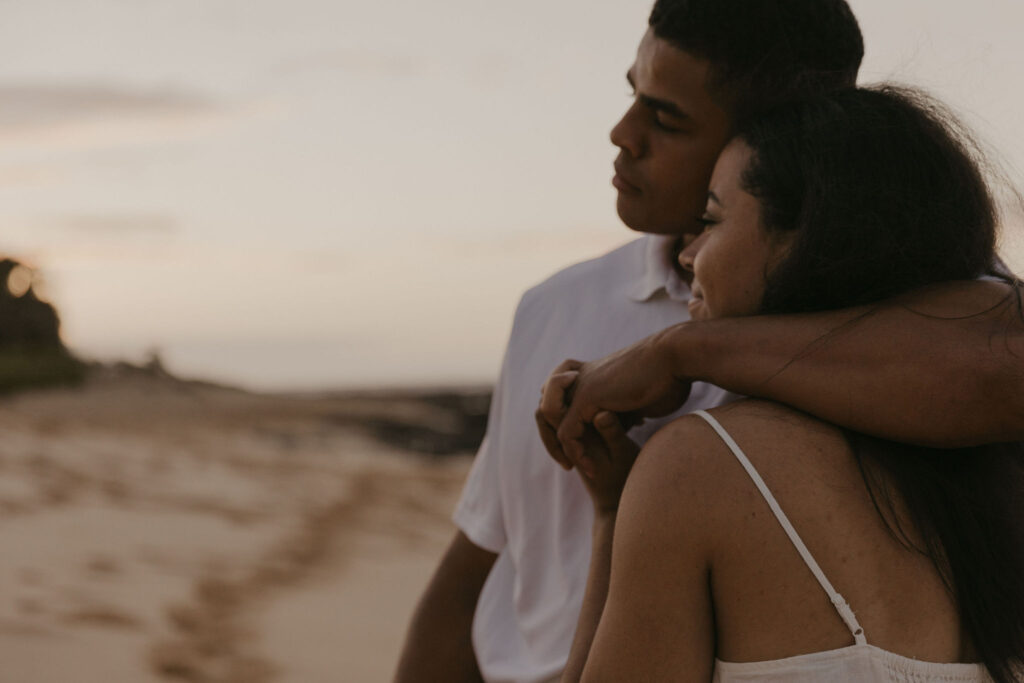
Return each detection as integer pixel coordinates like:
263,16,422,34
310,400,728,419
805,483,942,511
681,139,792,321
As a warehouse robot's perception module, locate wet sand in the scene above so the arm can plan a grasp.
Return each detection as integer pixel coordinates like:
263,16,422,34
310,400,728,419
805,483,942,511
0,368,472,682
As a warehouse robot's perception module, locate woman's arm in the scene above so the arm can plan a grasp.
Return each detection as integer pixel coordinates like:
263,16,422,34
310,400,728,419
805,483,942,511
562,417,720,682
557,413,640,682
561,511,616,682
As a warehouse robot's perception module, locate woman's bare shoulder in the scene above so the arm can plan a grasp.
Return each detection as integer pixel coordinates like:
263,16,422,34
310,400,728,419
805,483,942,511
630,400,854,526
642,399,847,466
708,398,847,446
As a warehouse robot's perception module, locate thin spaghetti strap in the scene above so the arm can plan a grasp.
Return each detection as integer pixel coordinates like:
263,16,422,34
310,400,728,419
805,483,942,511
692,410,867,646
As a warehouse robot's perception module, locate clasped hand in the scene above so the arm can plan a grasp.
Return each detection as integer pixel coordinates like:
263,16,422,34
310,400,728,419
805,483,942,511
534,333,693,512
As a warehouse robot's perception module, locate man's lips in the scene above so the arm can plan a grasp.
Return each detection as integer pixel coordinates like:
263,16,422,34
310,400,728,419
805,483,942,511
612,162,641,194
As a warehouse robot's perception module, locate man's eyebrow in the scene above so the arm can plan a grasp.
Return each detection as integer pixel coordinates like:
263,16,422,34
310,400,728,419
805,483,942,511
625,71,690,120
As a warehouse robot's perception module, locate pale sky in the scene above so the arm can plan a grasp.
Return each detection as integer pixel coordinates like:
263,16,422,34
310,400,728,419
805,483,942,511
1,0,1023,390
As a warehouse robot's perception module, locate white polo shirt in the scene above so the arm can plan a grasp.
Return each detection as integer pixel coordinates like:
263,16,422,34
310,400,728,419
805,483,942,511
454,235,734,683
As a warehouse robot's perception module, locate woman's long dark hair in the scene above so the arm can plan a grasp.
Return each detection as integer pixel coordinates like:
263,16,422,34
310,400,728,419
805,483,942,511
735,86,1024,681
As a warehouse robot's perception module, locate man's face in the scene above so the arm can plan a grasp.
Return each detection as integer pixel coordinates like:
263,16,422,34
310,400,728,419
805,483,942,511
611,29,732,235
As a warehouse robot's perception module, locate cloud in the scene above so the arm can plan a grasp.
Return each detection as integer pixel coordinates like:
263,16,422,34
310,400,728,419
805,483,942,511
0,233,350,274
272,49,425,80
0,213,179,261
0,83,250,150
270,48,514,89
0,163,65,187
424,225,627,258
39,213,179,236
0,84,215,128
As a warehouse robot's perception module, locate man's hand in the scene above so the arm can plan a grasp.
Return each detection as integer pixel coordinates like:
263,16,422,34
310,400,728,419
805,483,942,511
536,358,583,470
537,372,640,513
536,329,693,463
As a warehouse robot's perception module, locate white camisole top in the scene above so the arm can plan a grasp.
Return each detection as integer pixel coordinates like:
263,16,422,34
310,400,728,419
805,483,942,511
692,410,993,683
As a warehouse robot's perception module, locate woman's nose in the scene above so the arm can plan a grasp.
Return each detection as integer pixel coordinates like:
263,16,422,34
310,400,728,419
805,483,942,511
678,231,708,273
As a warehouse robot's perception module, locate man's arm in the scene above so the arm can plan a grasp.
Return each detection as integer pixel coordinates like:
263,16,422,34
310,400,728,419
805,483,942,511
549,281,1024,455
393,530,497,683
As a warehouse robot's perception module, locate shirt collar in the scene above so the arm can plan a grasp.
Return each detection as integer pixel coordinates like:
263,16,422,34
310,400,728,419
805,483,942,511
628,234,692,302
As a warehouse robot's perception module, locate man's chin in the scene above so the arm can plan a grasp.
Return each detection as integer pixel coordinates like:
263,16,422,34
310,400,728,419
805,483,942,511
616,209,701,236
616,196,704,235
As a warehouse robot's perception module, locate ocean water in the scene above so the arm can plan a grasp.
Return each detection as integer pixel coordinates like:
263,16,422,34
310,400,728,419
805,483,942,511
152,339,499,392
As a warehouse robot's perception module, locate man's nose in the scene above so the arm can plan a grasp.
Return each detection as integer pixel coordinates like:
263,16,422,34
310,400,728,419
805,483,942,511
610,101,644,158
678,232,709,274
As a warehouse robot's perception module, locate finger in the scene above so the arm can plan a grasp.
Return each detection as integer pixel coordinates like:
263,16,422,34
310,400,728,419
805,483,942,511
557,407,587,465
539,359,582,397
614,411,644,431
594,411,624,440
551,358,584,375
537,370,579,470
536,410,571,470
569,429,598,479
538,371,578,429
542,359,583,404
575,453,596,480
594,411,636,456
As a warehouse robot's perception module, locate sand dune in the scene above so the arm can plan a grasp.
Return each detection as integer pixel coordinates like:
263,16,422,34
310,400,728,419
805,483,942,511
0,367,472,682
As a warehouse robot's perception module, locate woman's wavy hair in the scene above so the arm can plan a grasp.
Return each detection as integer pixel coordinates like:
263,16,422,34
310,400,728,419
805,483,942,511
740,86,999,312
736,86,1024,682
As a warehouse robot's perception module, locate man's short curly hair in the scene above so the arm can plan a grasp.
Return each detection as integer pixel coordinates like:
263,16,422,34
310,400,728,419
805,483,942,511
648,0,864,120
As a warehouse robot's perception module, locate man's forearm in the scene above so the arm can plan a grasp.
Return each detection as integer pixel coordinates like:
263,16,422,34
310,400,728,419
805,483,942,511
664,281,1024,446
393,531,496,683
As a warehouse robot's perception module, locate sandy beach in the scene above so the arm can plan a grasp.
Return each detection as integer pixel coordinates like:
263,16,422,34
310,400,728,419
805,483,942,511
0,367,477,682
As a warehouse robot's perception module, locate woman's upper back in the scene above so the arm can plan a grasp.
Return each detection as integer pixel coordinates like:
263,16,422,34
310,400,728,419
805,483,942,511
646,399,983,670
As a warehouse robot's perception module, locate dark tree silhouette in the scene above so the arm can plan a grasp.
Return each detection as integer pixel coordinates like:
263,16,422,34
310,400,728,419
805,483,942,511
0,258,83,391
0,259,62,348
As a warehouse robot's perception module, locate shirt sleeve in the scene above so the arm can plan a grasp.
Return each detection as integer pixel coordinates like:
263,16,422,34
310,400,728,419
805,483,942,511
453,441,505,553
452,299,526,554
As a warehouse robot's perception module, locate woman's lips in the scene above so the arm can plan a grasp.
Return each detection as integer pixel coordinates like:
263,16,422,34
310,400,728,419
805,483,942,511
687,296,704,317
688,285,704,315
